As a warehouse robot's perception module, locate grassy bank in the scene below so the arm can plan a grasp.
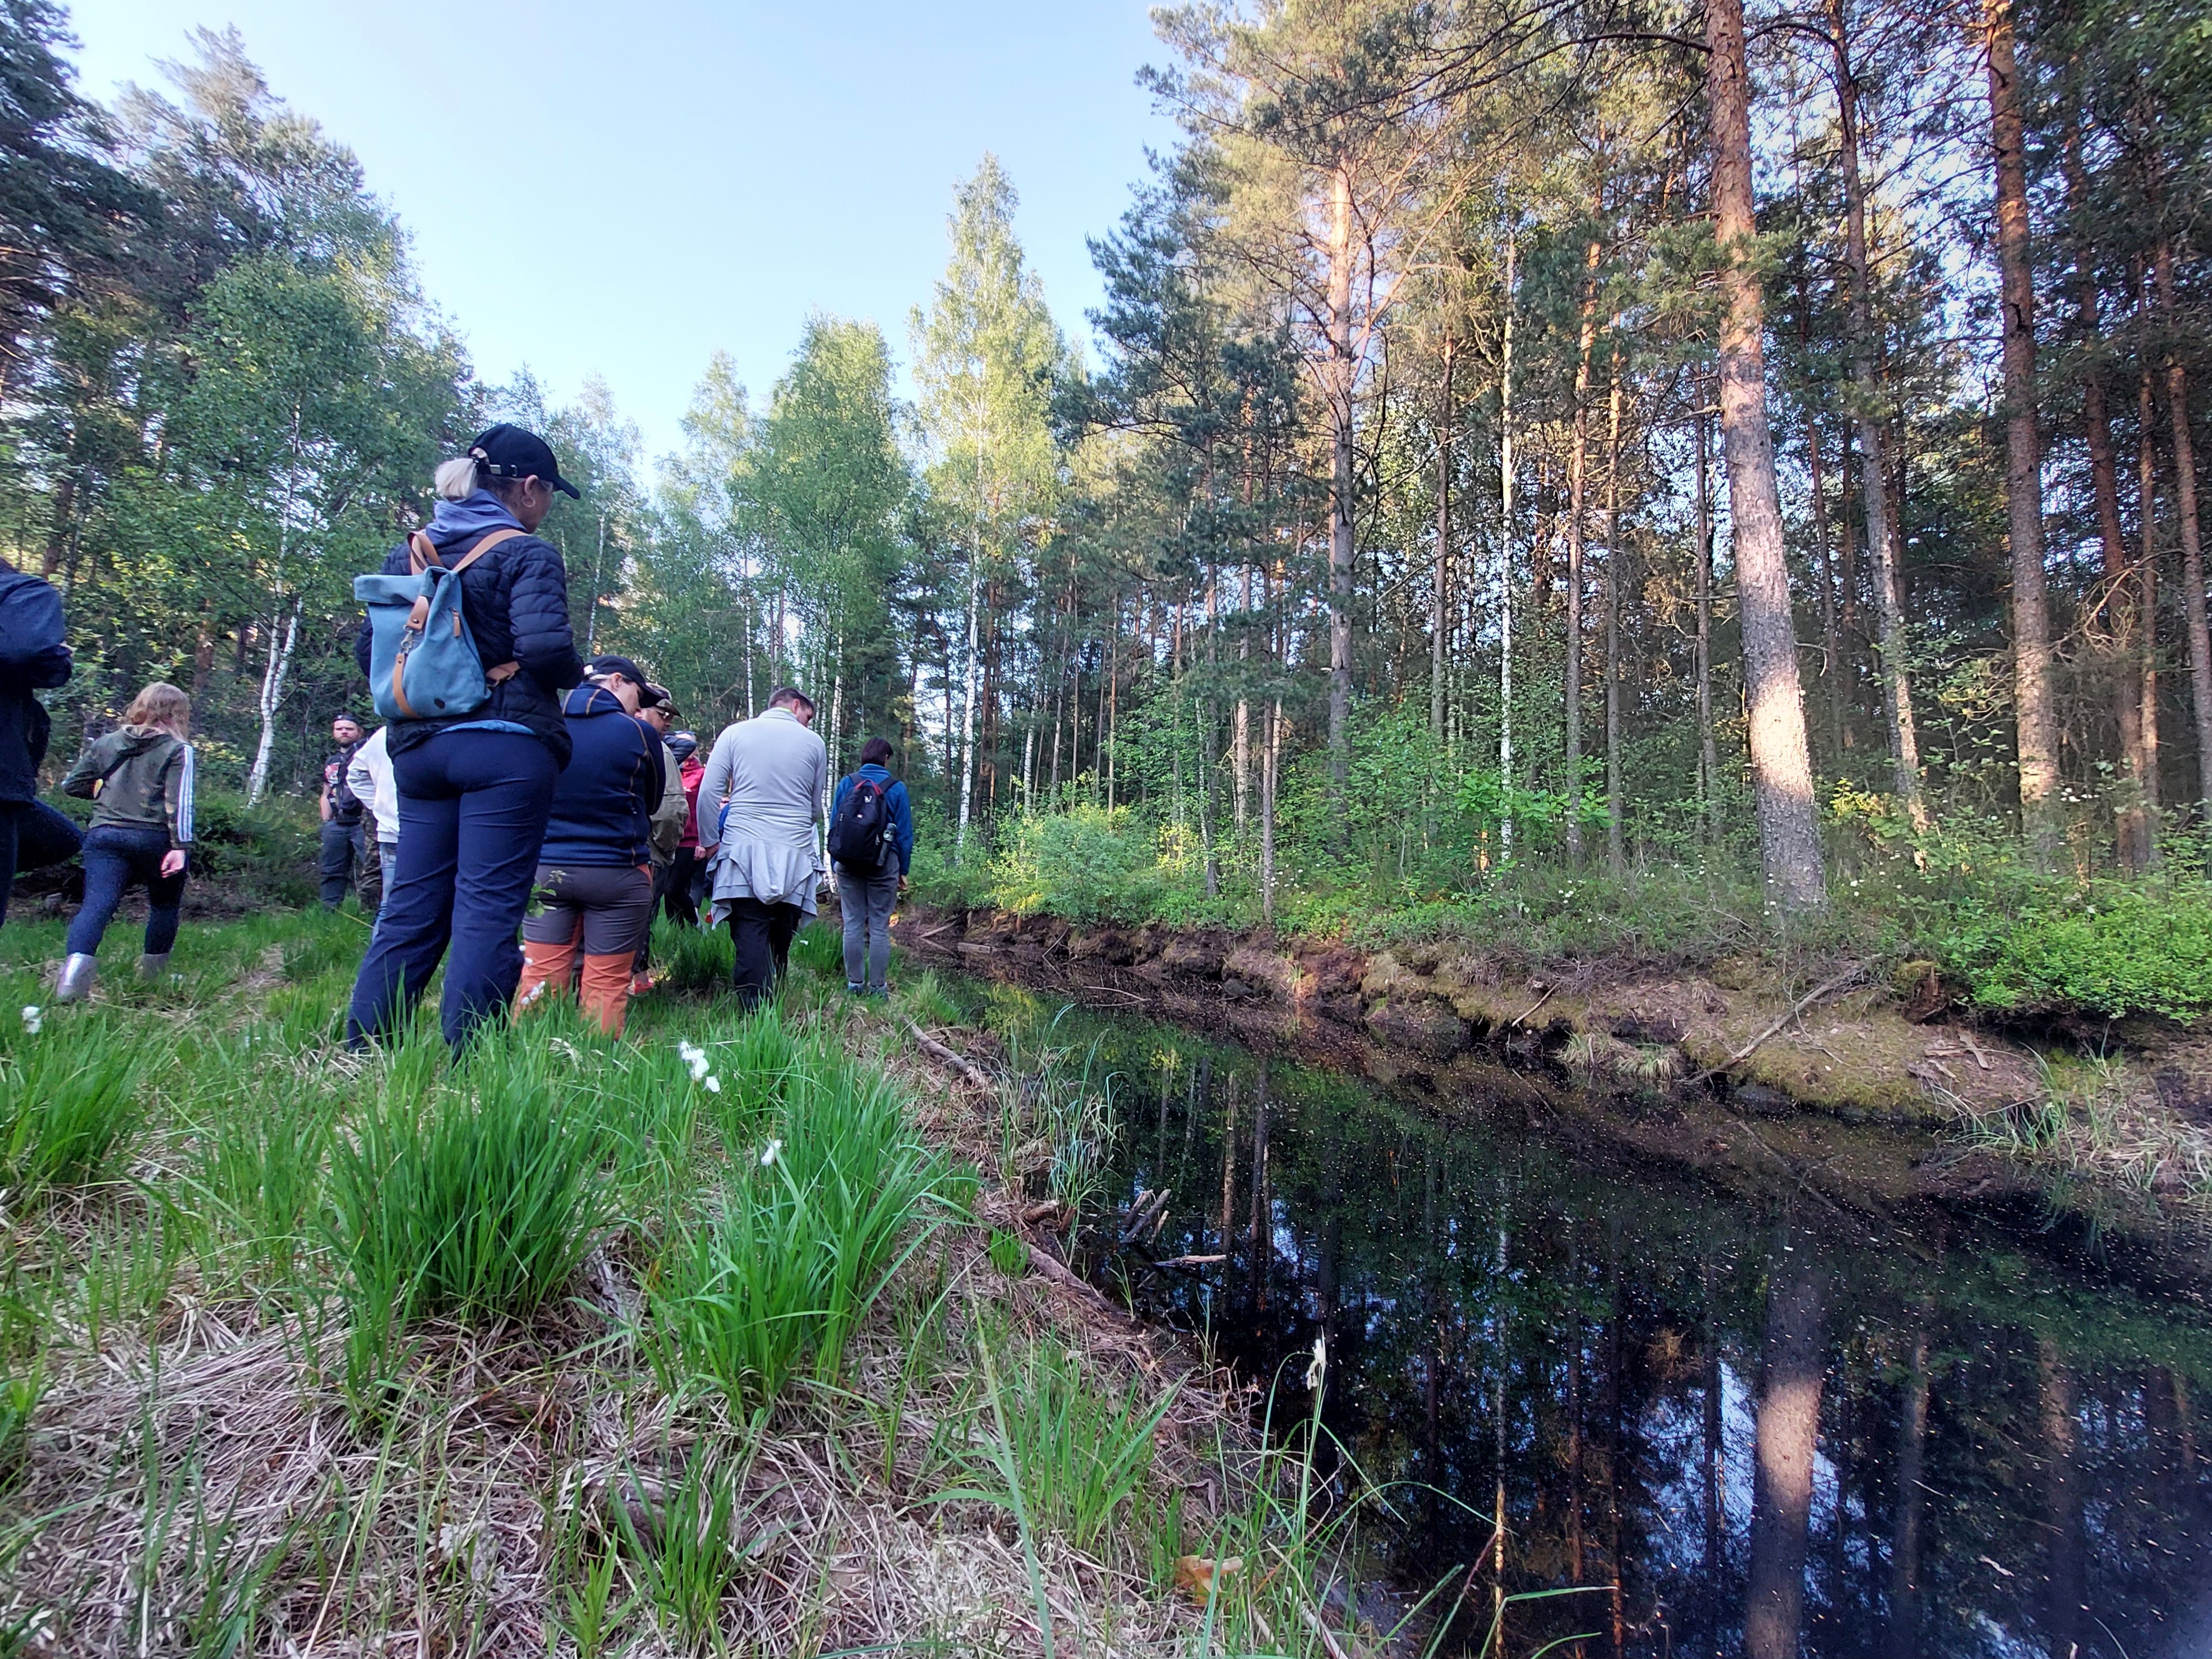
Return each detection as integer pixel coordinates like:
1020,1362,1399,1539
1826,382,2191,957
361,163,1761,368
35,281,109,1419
914,806,2212,1029
0,907,1417,1657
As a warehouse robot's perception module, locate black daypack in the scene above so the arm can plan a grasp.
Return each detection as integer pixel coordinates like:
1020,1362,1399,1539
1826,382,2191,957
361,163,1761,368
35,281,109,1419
827,776,891,876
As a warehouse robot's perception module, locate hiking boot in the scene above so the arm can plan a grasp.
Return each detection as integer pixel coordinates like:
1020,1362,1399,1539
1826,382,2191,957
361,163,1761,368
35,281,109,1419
55,953,96,1004
137,952,170,981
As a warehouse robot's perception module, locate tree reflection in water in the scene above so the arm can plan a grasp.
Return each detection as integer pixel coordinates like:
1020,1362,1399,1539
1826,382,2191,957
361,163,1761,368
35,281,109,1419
958,979,2212,1658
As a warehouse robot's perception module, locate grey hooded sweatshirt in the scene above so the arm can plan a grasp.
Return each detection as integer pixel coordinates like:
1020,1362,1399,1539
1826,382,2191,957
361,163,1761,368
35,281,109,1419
61,726,197,849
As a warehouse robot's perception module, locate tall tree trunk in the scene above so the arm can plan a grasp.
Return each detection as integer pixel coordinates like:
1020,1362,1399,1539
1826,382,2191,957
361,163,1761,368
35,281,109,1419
1325,161,1357,826
1697,406,1720,836
1261,699,1280,925
1707,0,1827,909
40,476,73,579
2141,363,2164,835
2068,126,2148,867
1835,2,1929,830
1499,234,1518,858
956,556,981,855
1566,231,1602,863
1603,359,1626,878
1433,331,1453,744
2157,241,2212,813
1745,1215,1828,1659
1988,0,2061,858
246,599,302,807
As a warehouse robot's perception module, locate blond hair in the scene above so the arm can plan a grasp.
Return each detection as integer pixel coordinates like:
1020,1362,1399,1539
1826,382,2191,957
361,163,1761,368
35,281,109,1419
123,682,191,738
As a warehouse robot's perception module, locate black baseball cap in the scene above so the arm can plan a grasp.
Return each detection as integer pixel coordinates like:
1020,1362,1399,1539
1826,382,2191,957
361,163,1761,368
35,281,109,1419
587,656,660,704
471,423,580,499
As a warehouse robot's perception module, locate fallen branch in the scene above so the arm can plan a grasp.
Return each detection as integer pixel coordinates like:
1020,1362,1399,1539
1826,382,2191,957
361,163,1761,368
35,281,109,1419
1021,1238,1123,1318
1692,962,1869,1086
904,1020,994,1092
1149,1254,1226,1270
1508,984,1556,1027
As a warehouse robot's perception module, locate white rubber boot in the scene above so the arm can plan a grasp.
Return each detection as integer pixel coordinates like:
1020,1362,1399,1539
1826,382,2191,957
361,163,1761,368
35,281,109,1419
55,953,96,1004
137,952,170,981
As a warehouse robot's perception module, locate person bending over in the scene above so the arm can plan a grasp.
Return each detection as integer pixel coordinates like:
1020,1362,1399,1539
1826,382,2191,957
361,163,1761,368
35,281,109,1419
828,736,913,997
513,656,663,1036
696,685,825,1010
344,424,584,1049
54,682,196,1002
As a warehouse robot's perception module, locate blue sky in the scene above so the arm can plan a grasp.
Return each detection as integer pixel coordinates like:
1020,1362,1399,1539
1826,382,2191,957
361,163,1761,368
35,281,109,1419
62,0,1179,463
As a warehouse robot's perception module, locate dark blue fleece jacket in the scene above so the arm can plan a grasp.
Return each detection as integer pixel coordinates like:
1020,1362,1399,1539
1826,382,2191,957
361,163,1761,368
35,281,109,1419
830,764,914,876
537,685,665,867
353,493,585,765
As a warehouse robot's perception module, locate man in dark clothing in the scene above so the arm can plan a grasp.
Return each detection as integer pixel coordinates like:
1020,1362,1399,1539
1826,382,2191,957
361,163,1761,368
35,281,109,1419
319,713,367,908
0,568,71,926
345,425,586,1050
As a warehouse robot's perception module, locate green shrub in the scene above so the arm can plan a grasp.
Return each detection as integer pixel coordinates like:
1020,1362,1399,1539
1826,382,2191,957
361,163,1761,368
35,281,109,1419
1939,874,2212,1022
907,840,995,911
990,805,1166,924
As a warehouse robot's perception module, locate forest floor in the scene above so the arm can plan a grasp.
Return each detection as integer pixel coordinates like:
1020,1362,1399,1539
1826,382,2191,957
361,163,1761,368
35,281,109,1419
0,906,1390,1659
900,902,2212,1283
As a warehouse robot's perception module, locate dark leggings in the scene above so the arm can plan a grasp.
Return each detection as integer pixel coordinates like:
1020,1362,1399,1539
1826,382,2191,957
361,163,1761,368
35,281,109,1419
725,897,801,1011
67,824,183,957
0,800,82,927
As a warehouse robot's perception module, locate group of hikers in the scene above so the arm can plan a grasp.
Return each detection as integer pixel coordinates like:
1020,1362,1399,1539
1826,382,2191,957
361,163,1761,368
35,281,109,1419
0,422,917,1043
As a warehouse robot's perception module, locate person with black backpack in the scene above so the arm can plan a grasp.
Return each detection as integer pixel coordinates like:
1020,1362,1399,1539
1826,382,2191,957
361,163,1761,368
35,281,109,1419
344,425,585,1050
827,736,912,997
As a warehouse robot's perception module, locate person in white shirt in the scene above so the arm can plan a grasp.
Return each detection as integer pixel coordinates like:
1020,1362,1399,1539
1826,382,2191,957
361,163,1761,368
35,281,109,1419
695,685,826,1009
345,725,398,916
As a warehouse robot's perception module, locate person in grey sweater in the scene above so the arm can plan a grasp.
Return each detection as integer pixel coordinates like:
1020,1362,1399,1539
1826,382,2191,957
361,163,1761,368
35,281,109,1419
695,685,826,1008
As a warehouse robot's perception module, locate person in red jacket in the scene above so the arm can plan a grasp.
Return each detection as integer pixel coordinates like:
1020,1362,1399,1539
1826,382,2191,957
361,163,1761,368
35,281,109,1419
663,730,704,927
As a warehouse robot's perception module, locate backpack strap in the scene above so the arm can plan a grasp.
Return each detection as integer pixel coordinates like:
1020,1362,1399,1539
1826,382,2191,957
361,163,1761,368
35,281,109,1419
397,527,526,697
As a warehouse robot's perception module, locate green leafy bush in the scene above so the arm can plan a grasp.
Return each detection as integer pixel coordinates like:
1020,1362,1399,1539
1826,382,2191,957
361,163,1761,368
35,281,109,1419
989,806,1166,924
1938,875,2212,1023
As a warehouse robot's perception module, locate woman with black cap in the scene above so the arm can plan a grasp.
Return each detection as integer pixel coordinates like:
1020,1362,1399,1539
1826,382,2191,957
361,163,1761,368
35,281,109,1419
345,424,586,1049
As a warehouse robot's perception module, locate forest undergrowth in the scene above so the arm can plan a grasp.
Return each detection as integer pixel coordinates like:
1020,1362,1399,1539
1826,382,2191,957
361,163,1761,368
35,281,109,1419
0,906,1445,1658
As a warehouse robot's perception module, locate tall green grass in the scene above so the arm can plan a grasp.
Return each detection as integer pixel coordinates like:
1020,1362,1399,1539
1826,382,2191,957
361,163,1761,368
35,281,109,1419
328,1021,612,1392
649,1038,951,1409
0,1016,146,1201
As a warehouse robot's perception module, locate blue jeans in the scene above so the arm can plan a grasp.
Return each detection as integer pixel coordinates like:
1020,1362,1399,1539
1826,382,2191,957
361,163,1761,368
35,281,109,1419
345,730,557,1048
0,800,81,927
67,824,183,957
839,869,898,992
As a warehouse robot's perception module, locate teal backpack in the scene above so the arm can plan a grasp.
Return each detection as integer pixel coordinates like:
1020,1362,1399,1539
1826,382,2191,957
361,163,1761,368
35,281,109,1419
356,528,522,722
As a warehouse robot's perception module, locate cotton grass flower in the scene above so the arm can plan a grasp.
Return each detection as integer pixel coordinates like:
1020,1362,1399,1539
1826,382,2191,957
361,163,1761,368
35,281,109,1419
677,1039,711,1082
759,1138,782,1167
704,1075,722,1094
1306,1335,1326,1390
20,1006,39,1035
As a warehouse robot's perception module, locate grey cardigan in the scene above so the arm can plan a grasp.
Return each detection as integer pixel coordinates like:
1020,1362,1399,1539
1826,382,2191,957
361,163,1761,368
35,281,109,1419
697,708,828,918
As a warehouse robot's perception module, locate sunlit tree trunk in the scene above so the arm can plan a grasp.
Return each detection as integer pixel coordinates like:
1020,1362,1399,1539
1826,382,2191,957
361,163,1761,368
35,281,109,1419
1697,407,1719,838
1433,330,1453,744
2140,363,2164,839
1325,161,1357,826
1707,0,1826,909
1499,234,1518,858
1603,358,1626,878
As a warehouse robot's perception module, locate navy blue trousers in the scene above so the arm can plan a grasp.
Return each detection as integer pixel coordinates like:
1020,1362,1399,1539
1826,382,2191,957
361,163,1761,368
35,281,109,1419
67,824,183,957
345,730,557,1048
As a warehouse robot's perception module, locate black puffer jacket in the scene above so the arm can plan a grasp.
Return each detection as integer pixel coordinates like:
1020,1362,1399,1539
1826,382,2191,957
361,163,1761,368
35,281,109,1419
354,520,584,767
0,570,70,804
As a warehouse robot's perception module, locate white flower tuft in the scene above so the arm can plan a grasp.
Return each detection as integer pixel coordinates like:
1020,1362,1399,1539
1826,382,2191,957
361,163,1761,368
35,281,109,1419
704,1075,722,1094
1306,1336,1327,1391
759,1138,782,1167
20,1006,39,1034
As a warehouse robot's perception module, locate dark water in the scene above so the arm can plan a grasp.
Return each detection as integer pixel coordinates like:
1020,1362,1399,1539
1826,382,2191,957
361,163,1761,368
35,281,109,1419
950,978,2212,1659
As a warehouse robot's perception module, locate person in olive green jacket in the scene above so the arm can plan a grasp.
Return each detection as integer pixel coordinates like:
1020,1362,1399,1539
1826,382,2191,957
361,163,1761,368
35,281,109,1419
54,682,196,1002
